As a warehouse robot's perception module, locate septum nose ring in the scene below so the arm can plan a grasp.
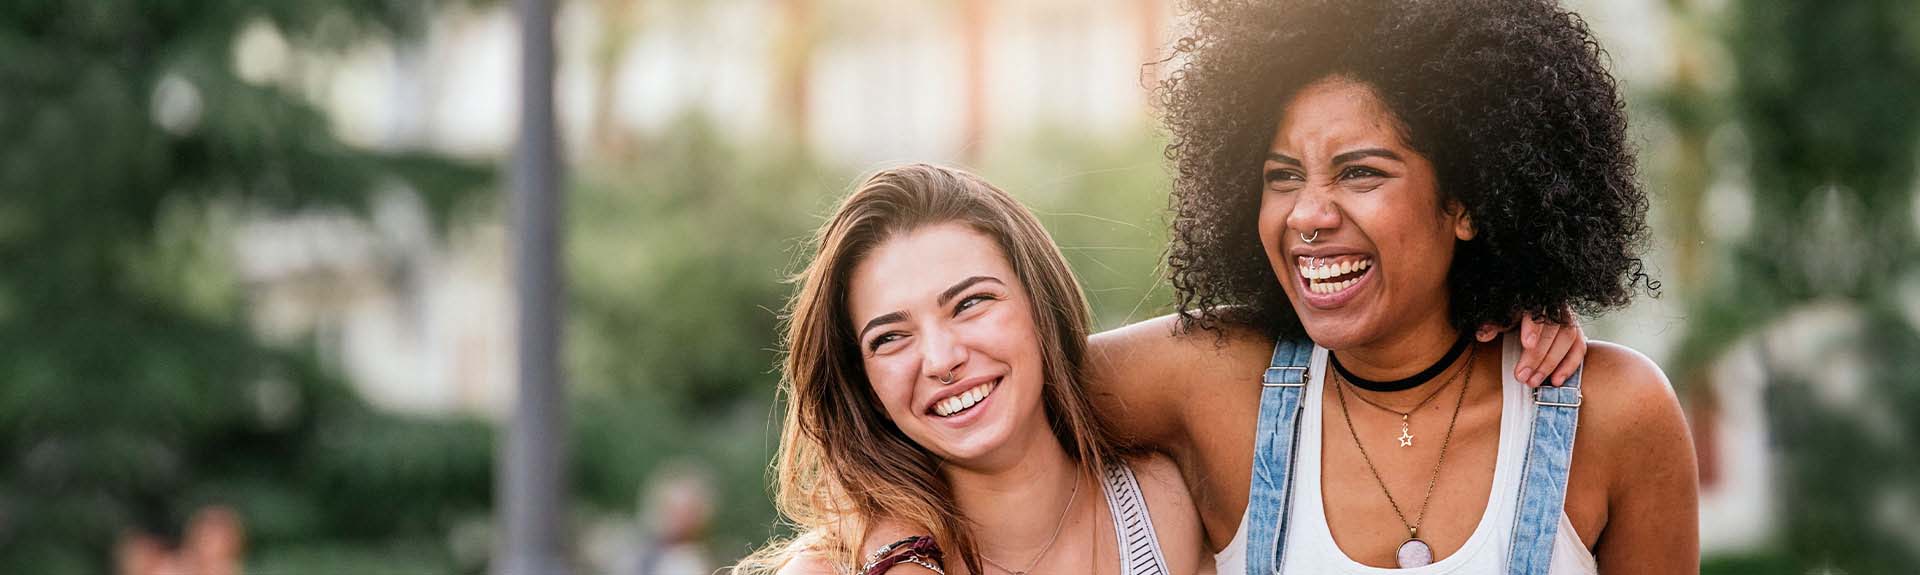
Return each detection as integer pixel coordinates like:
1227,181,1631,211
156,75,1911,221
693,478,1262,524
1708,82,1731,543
940,371,956,385
1300,229,1321,244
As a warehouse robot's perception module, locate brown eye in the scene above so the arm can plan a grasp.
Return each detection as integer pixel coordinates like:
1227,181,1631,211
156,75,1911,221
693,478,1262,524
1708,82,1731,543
1340,166,1386,180
868,332,903,352
955,294,995,314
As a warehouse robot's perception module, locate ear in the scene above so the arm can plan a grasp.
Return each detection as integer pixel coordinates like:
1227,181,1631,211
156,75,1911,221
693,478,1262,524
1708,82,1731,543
1450,201,1477,241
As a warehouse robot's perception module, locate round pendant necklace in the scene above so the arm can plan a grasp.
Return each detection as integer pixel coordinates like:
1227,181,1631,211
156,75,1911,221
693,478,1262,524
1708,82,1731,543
979,473,1081,575
1334,348,1473,568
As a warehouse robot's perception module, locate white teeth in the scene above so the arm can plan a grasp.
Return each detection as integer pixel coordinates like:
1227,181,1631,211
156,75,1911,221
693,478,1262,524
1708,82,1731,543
1299,257,1372,295
933,380,996,417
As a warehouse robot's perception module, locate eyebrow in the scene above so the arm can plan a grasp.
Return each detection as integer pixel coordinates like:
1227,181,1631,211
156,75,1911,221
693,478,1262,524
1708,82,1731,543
1331,148,1403,165
856,276,1004,342
1266,148,1404,167
1266,152,1302,167
858,311,908,342
939,276,1002,306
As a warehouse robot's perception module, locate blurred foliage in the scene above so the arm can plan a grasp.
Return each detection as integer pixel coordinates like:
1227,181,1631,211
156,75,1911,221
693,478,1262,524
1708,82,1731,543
1665,0,1920,571
0,0,495,573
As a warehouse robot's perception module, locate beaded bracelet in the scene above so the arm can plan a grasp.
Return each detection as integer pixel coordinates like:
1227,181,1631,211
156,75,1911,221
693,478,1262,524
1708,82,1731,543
859,535,945,575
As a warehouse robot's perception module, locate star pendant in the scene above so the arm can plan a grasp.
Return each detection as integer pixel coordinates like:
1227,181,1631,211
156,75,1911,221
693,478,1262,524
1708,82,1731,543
1398,428,1414,447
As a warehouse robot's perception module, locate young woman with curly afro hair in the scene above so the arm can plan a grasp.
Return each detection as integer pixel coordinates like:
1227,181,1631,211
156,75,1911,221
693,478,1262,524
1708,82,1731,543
1077,0,1696,573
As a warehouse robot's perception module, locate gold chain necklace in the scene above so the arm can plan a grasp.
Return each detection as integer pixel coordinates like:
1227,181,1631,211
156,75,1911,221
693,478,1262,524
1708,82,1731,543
1343,347,1473,447
1334,346,1474,568
979,473,1081,575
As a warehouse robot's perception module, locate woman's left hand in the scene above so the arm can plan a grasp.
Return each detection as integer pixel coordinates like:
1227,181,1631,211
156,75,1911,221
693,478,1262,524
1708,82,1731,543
1476,309,1587,387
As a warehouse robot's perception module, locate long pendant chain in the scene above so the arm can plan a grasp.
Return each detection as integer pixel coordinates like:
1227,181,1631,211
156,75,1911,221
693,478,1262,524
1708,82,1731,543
1345,347,1473,448
1335,349,1473,566
979,473,1081,575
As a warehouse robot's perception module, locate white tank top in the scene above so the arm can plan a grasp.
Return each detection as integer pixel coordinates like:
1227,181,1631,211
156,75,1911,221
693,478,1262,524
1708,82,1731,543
1213,336,1598,574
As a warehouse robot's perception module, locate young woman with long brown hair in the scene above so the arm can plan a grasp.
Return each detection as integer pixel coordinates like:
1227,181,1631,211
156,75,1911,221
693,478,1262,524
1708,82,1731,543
739,164,1209,575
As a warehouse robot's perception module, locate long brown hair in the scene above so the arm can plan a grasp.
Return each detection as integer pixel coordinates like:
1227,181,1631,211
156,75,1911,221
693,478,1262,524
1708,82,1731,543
737,164,1120,574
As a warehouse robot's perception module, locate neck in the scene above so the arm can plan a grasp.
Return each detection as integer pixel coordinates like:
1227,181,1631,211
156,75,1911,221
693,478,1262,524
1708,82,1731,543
943,432,1083,565
1334,315,1462,388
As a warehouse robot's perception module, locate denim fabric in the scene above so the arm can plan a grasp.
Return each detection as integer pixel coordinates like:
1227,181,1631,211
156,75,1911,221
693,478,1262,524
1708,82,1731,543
1244,339,1312,575
1506,370,1584,574
1243,339,1585,575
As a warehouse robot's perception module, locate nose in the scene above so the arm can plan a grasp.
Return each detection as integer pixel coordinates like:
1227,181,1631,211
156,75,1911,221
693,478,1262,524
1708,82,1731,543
1285,184,1343,242
919,325,969,384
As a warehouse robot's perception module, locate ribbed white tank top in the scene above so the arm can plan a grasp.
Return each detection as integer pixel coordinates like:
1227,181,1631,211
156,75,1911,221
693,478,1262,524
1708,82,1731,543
1213,335,1597,574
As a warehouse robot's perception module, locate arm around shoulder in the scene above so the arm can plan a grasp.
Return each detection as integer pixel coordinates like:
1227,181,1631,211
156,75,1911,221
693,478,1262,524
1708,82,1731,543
1087,314,1273,450
1580,342,1700,574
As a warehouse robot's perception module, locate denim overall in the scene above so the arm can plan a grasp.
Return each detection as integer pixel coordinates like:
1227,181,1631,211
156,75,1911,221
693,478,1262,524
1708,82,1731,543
1243,339,1584,574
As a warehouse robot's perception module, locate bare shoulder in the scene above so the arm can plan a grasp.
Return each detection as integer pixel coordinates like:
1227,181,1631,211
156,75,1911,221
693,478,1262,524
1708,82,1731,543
1125,451,1197,506
1121,452,1207,574
1577,342,1684,437
1087,314,1275,448
1574,342,1695,487
774,552,843,575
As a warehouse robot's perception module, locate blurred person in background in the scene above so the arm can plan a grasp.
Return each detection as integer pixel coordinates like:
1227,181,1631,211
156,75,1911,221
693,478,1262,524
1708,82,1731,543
633,464,719,575
1082,0,1698,573
115,506,243,575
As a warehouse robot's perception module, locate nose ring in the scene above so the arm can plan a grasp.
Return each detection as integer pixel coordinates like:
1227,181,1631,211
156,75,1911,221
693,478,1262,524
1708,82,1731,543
940,371,956,385
1300,229,1320,244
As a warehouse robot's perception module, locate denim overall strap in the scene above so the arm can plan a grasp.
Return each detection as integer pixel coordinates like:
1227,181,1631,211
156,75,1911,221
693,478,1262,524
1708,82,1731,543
1244,339,1313,575
1506,368,1585,574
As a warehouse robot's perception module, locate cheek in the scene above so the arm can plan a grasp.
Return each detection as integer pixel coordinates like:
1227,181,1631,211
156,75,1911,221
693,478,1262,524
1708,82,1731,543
1257,194,1291,252
862,357,919,419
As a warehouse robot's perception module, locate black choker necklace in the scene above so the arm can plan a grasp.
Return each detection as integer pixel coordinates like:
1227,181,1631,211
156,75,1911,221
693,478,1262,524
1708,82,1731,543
1330,334,1471,393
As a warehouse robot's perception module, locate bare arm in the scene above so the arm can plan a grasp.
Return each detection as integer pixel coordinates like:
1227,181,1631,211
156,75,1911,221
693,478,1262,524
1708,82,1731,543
1584,343,1700,573
1086,314,1274,452
1086,315,1195,449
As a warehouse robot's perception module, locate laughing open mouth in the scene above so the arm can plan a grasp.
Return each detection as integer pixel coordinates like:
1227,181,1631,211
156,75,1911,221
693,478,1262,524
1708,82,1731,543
1297,255,1374,295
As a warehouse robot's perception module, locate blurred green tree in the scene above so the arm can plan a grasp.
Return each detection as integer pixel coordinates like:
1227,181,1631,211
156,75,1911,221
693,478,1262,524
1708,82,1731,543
0,1,496,573
1671,0,1920,571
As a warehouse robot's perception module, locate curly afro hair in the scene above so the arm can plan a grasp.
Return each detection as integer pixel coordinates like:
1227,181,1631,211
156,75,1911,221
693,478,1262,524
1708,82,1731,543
1157,0,1658,339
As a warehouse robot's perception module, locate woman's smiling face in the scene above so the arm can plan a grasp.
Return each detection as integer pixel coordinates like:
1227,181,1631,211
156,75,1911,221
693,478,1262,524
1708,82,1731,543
1259,76,1475,350
846,222,1050,468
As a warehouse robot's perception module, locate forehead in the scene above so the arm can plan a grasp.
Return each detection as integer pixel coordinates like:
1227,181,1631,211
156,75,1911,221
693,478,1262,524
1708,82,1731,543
1271,76,1406,152
846,222,1016,323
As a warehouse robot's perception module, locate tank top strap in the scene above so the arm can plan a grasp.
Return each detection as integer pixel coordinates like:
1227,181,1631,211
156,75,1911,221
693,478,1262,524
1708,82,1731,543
1506,366,1585,574
1244,338,1314,575
1102,462,1171,575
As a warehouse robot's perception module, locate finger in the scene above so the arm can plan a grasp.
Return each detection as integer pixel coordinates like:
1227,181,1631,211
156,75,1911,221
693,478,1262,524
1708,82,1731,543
1476,323,1500,342
1535,326,1578,387
1521,314,1541,347
1515,322,1560,386
1550,337,1587,387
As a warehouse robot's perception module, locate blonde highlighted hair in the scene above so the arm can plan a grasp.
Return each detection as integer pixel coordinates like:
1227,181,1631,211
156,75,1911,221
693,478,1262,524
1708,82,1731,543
736,164,1121,574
